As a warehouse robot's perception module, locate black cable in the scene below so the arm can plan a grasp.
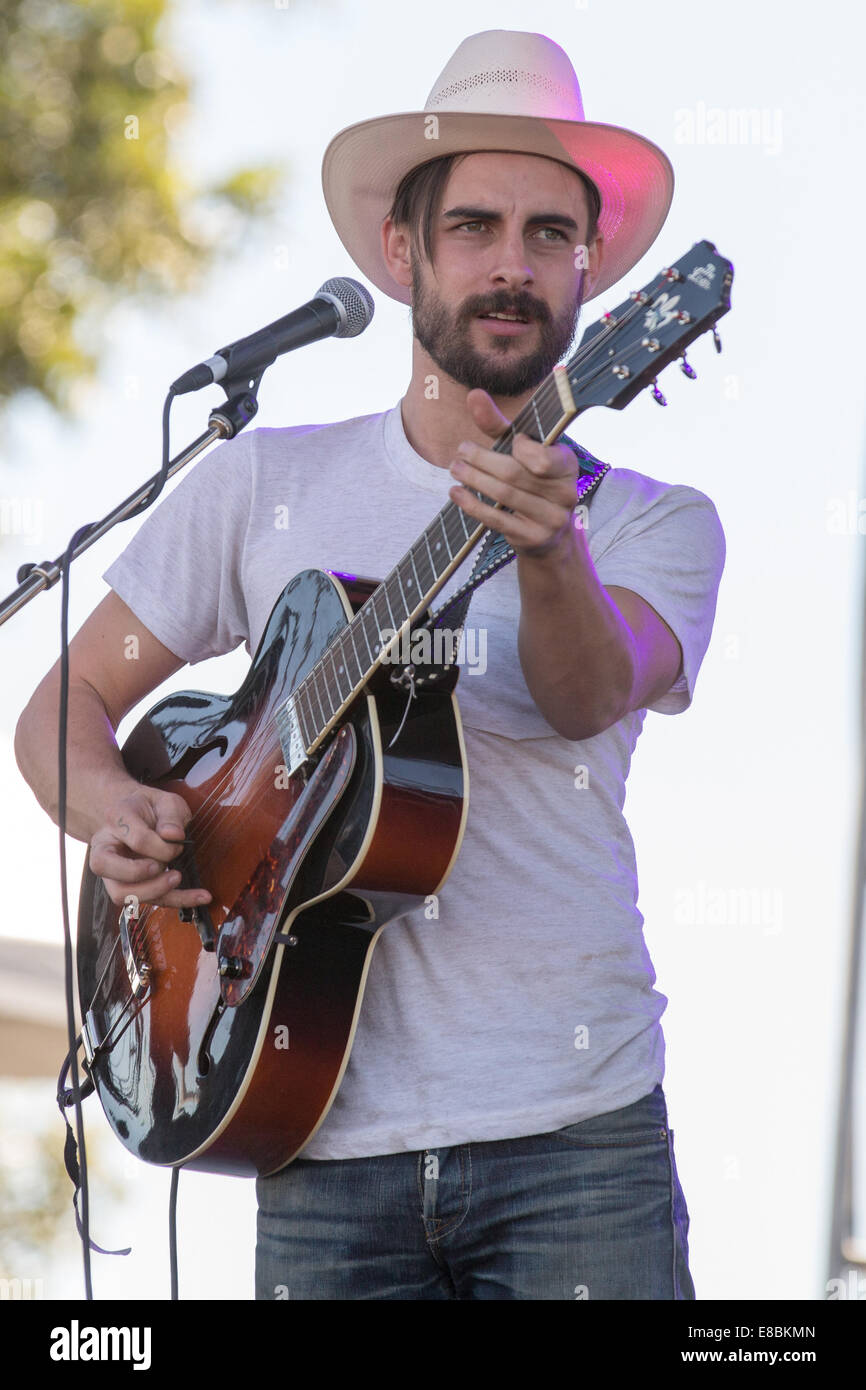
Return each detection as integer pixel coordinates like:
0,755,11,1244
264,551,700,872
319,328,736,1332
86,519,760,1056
130,390,176,517
53,388,177,1297
58,523,96,1299
169,1167,180,1299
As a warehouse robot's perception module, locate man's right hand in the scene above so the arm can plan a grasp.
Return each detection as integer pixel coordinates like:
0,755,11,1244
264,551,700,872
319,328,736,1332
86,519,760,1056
89,784,213,911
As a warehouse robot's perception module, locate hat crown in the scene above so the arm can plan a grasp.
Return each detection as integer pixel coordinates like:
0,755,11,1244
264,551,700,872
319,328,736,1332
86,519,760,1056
424,29,586,122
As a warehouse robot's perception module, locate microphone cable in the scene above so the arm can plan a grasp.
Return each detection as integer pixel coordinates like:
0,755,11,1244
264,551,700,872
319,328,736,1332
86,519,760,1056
52,388,178,1296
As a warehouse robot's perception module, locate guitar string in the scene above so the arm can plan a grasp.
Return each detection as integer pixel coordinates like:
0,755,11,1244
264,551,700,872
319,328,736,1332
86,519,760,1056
128,287,684,911
91,271,707,1016
140,298,661,872
106,276,687,982
287,272,679,730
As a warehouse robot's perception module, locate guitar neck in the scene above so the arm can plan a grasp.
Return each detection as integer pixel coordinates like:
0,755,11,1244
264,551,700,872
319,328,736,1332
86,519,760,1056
283,373,580,760
280,238,735,764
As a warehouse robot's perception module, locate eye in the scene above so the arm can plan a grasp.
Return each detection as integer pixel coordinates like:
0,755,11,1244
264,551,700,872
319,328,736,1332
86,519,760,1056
534,227,568,241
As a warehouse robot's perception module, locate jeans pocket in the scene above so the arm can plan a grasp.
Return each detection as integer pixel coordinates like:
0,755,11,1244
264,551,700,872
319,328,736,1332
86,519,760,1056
548,1086,669,1149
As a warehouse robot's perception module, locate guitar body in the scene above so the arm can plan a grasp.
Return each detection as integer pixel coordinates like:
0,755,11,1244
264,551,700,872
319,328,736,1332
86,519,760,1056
77,569,468,1177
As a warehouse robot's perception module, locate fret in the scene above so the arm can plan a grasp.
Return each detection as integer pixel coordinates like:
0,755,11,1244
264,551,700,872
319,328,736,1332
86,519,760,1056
318,665,337,718
413,532,435,589
339,629,362,689
382,573,400,630
460,505,474,539
368,587,392,654
327,643,349,706
393,559,411,614
345,617,366,682
357,607,376,665
422,526,437,581
436,513,453,563
531,395,543,440
444,503,470,553
408,546,424,596
310,670,329,727
296,685,314,750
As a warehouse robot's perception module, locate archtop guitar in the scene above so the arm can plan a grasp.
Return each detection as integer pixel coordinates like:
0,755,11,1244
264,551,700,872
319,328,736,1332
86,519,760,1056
76,242,733,1176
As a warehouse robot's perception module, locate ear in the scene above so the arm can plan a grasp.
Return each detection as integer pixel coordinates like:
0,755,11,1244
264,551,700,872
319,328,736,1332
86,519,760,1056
381,215,413,294
584,231,605,299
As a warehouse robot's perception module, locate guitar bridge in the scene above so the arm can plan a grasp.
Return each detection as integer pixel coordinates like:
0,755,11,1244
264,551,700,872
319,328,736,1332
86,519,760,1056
118,898,150,999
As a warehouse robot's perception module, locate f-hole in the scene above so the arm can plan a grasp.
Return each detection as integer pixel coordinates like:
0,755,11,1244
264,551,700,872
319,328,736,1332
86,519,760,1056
196,997,227,1078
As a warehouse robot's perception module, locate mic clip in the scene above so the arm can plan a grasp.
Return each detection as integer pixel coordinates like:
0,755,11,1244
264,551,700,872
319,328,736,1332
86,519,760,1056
205,370,264,440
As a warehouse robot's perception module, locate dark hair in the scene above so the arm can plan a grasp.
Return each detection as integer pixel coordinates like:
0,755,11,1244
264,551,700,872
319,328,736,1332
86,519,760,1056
386,151,601,263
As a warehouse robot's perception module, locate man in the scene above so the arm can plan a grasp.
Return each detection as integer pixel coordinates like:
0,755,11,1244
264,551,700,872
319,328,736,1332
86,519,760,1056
15,30,725,1299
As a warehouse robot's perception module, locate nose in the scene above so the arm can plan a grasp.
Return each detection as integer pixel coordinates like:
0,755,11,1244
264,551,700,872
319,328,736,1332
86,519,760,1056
487,222,534,291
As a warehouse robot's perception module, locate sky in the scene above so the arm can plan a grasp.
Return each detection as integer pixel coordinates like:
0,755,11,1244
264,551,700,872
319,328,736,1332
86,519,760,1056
0,0,865,1302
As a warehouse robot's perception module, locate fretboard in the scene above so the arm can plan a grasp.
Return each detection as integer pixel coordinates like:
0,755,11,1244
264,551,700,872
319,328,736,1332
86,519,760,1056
280,364,579,760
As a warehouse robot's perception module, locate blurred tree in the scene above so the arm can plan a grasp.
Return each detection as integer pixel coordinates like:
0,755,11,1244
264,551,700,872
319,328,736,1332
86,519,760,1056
0,0,283,412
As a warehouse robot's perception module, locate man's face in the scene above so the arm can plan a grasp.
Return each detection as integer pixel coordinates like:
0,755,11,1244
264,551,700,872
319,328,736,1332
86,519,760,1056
409,151,596,397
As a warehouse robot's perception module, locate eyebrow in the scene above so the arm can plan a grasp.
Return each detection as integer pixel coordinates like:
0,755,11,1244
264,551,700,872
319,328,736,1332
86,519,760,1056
441,206,580,233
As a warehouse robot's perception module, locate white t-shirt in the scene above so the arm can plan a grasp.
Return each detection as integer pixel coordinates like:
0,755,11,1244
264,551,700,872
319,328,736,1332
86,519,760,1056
103,401,725,1158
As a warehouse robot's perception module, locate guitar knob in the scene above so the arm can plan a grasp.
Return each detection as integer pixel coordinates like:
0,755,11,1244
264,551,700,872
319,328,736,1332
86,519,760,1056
218,954,247,979
651,379,667,406
680,353,697,380
712,327,722,354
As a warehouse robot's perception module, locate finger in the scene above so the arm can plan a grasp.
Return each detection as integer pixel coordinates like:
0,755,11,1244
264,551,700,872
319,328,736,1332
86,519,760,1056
449,483,566,553
465,388,512,441
108,815,188,864
511,433,577,480
450,456,570,528
102,878,212,911
454,438,577,506
90,843,167,883
155,819,187,841
101,863,202,900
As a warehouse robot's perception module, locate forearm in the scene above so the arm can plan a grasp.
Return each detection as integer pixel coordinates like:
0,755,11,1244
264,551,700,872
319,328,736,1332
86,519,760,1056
517,526,637,741
15,676,139,843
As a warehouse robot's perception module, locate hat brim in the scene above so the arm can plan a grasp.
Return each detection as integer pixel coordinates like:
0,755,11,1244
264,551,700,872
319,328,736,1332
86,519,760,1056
322,110,674,304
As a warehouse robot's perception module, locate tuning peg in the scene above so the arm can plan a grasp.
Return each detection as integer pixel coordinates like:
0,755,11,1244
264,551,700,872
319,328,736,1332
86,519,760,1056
651,379,667,406
679,352,697,379
712,327,722,354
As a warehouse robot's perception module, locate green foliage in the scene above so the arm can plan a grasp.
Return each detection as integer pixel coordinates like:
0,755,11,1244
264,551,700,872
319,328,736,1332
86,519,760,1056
0,0,283,411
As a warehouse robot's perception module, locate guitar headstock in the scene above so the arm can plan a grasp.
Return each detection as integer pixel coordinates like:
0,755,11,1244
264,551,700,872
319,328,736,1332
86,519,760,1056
569,240,733,411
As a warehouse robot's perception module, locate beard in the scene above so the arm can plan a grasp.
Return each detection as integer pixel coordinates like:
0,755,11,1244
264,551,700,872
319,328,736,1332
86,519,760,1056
410,259,584,397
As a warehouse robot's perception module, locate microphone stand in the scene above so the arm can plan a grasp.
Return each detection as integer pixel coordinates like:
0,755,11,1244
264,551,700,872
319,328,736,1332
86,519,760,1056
0,376,261,627
1,368,262,1300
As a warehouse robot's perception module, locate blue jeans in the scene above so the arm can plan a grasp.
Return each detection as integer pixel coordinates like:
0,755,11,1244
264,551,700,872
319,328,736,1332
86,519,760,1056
255,1084,695,1300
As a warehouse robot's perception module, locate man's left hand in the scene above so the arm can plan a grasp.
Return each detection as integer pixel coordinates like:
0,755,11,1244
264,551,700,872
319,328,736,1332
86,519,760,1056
448,388,582,558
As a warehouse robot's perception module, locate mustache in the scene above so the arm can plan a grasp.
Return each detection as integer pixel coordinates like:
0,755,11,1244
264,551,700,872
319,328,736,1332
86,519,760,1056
459,293,552,325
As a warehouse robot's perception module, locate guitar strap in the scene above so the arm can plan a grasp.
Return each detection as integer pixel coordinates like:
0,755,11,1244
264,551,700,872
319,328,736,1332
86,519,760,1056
428,436,611,664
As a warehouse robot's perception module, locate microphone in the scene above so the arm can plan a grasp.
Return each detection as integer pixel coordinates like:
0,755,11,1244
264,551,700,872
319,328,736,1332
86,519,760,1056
170,277,375,395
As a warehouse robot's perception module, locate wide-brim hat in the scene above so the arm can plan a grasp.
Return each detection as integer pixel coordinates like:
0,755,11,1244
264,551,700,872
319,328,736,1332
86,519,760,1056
321,29,674,304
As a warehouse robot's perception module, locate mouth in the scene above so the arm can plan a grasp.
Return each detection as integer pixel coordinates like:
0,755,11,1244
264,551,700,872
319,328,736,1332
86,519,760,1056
476,311,535,336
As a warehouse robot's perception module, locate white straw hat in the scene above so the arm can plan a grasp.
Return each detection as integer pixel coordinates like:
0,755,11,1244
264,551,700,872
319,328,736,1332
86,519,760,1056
321,29,674,304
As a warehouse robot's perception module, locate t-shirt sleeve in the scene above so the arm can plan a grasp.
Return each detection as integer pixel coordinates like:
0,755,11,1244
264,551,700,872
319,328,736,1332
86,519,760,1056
102,431,254,664
594,482,726,715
